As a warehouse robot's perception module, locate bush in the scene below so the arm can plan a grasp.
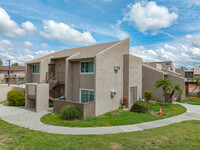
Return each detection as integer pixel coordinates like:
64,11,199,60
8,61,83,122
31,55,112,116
61,105,80,120
122,96,129,108
130,100,149,113
144,90,152,102
7,90,25,106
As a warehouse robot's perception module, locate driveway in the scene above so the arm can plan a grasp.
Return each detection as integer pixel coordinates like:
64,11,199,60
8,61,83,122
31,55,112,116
0,102,200,135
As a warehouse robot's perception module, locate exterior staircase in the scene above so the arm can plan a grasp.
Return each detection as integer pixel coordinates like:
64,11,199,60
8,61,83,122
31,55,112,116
40,72,63,101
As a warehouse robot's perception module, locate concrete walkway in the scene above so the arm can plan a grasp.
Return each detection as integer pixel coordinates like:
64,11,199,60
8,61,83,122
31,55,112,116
0,102,200,135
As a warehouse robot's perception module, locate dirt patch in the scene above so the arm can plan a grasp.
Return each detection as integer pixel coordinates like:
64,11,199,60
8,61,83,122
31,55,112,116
148,100,157,104
150,111,159,116
0,135,11,145
110,142,122,149
112,112,120,115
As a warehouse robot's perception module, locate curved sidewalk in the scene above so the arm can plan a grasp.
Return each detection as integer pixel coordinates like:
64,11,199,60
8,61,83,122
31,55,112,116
0,102,200,135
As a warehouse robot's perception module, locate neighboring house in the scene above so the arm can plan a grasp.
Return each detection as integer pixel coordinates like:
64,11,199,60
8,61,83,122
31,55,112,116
176,67,200,81
0,66,25,84
194,67,200,78
142,62,185,102
176,67,200,97
25,38,143,118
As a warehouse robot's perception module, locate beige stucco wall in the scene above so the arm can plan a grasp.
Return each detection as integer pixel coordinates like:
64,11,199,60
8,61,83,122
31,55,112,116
95,38,129,116
72,62,80,102
25,64,32,83
65,58,95,102
25,83,49,112
142,65,165,101
123,54,142,107
176,69,185,77
55,58,65,81
0,86,12,102
32,74,40,83
40,58,50,83
166,74,185,100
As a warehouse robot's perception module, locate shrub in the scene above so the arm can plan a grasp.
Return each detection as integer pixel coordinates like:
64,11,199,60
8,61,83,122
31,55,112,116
7,90,25,106
122,96,129,108
144,90,152,102
61,105,80,120
130,100,149,113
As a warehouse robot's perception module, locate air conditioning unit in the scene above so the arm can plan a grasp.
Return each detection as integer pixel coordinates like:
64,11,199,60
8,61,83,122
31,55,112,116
114,66,120,71
111,90,116,97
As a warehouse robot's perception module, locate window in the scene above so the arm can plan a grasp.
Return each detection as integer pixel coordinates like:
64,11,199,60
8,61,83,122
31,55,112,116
32,64,40,74
80,89,94,103
81,61,94,74
166,62,170,66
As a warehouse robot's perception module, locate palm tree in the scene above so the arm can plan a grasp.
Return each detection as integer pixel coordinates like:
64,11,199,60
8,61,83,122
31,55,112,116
168,84,183,103
155,79,174,102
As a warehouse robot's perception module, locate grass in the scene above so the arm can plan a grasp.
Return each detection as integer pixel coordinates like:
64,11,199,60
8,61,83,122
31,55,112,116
1,119,200,149
0,100,8,104
41,103,186,127
182,97,200,105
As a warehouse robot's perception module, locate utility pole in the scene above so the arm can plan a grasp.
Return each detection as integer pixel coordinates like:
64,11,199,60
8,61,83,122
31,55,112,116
6,60,10,86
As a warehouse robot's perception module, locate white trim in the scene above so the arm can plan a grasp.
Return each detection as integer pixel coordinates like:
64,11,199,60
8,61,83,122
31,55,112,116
79,88,94,103
80,61,94,74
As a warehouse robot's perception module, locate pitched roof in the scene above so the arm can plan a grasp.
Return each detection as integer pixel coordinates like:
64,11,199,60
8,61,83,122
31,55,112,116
27,40,121,64
0,66,25,71
143,64,167,74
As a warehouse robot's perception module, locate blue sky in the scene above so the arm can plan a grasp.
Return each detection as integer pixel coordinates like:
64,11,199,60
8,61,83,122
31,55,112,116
0,0,200,69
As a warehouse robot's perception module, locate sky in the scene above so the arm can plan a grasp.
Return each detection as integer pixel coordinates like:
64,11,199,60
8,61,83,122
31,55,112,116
0,0,200,69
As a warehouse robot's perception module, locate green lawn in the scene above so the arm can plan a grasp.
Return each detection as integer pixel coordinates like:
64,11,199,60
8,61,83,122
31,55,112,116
182,97,200,105
1,119,200,149
0,100,8,104
41,103,186,127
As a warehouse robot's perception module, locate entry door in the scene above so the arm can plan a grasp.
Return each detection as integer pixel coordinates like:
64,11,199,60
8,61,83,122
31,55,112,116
130,86,137,106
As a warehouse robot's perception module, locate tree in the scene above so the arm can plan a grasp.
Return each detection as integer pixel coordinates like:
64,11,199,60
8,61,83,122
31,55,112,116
155,79,183,103
11,62,19,66
155,79,173,102
169,84,183,103
0,58,2,66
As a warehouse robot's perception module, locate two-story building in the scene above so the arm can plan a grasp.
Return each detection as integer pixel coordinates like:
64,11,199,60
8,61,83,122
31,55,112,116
25,38,143,118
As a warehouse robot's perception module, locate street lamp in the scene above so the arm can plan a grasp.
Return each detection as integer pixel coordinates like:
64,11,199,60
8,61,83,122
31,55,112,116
6,60,10,86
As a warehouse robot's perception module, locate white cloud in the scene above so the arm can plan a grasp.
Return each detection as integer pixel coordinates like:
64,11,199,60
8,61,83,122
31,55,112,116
122,1,178,33
21,21,36,34
185,34,200,48
0,40,14,50
130,34,200,69
40,20,96,45
24,41,34,49
164,44,177,50
0,40,53,65
41,43,48,48
0,7,36,38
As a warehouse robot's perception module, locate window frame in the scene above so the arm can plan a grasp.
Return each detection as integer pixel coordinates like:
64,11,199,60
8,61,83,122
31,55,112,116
80,61,94,74
32,64,40,74
79,88,94,103
166,62,170,66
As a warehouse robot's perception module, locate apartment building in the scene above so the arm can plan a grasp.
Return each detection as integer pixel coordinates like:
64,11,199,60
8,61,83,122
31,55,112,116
143,62,185,102
25,38,142,118
176,67,200,81
0,66,25,84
